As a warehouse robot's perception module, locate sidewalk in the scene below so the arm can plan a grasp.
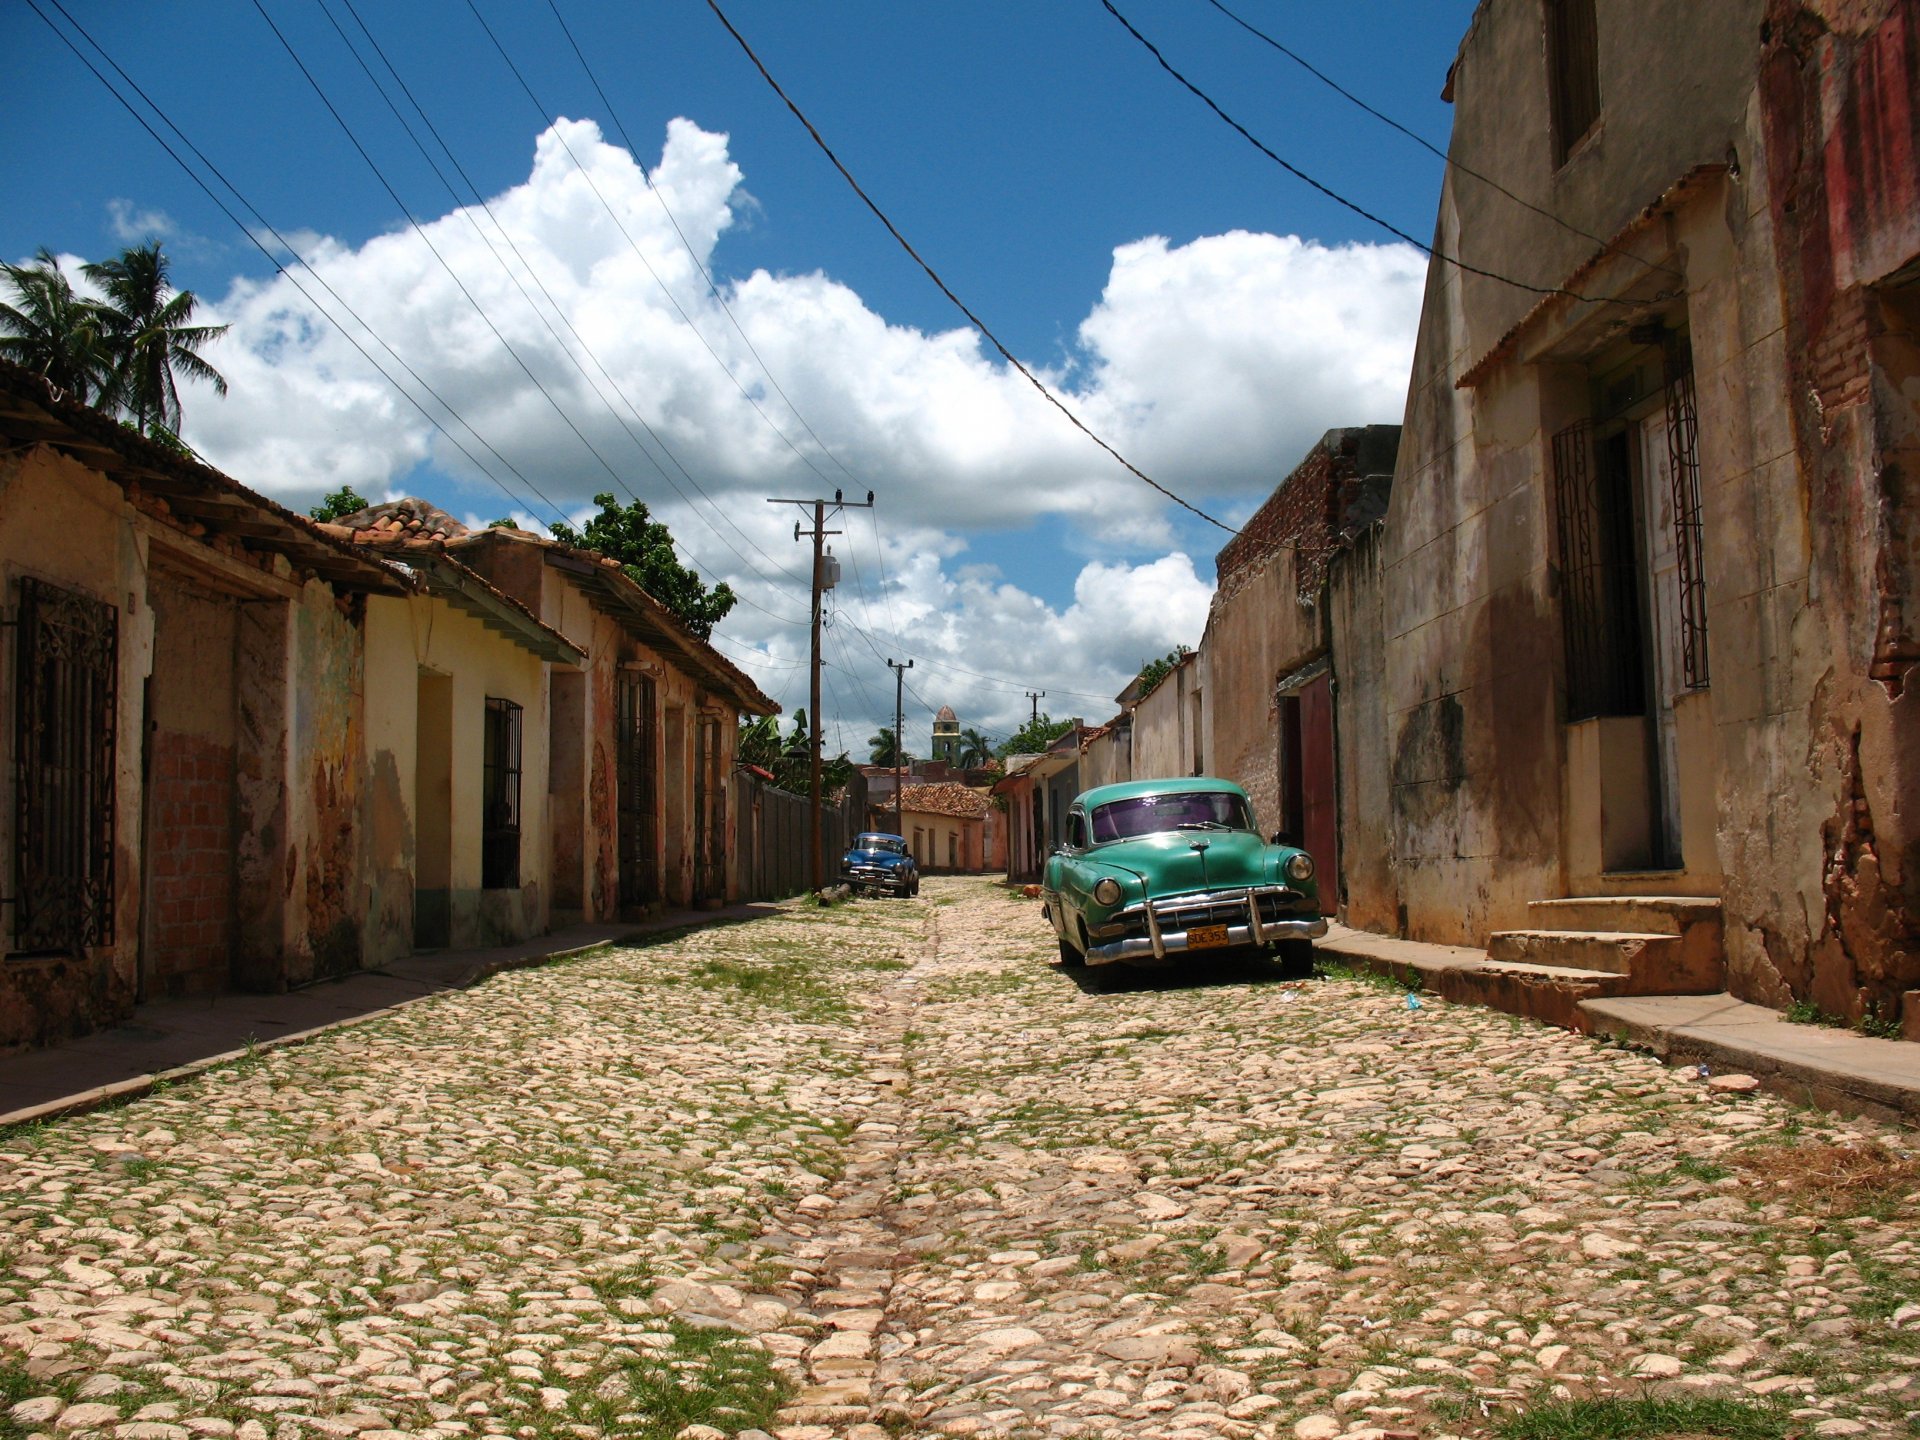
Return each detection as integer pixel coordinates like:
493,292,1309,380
0,901,785,1127
1316,921,1920,1127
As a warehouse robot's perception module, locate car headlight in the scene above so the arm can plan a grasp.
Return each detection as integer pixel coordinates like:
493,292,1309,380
1092,877,1123,906
1284,852,1315,883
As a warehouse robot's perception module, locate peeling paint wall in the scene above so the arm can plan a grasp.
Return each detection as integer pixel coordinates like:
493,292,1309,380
1327,527,1399,933
0,447,147,1050
360,593,552,962
1745,0,1920,1021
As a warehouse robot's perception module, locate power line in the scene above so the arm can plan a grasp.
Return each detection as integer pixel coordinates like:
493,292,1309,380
542,0,874,495
1099,0,1616,306
253,0,807,628
29,0,576,530
323,0,812,603
703,0,1236,535
460,0,860,563
1199,0,1681,281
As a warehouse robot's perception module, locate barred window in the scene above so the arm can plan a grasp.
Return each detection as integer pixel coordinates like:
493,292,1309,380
481,697,522,890
12,577,118,953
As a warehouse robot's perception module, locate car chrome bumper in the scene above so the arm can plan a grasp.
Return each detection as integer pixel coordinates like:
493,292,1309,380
1087,885,1327,964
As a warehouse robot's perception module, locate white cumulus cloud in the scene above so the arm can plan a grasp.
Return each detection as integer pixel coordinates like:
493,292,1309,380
169,116,1419,736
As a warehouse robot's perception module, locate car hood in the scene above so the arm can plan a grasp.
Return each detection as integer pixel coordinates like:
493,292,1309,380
1086,830,1272,892
843,848,909,867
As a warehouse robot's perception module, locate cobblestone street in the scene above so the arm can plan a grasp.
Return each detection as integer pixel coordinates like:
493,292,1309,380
5,878,1919,1440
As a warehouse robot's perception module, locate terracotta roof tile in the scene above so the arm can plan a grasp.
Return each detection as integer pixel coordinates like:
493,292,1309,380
897,782,990,820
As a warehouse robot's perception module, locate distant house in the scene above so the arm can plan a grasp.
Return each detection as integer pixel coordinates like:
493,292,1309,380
890,781,990,873
0,359,407,1049
326,501,776,934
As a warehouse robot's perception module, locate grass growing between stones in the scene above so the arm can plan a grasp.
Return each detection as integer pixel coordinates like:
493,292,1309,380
1730,1138,1920,1218
1493,1394,1790,1440
569,1320,789,1439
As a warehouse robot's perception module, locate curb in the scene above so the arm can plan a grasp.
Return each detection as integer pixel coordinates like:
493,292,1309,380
0,928,710,1132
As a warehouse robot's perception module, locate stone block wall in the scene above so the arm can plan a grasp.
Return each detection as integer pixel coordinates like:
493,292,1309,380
145,731,237,996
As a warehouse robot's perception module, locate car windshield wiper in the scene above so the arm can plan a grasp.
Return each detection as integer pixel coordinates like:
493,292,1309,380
1173,820,1228,831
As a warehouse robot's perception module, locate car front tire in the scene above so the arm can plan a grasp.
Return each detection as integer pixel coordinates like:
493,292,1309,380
1277,939,1314,978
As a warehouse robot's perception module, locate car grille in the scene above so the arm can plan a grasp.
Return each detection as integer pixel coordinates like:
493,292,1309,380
846,863,895,881
1116,886,1307,937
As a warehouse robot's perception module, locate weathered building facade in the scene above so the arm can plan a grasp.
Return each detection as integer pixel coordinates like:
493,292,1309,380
1201,427,1398,915
0,362,407,1049
1366,0,1920,1024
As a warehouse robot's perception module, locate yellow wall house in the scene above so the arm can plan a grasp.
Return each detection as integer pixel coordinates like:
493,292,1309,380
322,508,585,964
0,359,408,1051
328,503,777,923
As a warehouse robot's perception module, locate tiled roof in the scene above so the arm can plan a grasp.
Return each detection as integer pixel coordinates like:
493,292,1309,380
898,782,990,820
333,497,470,542
0,359,409,596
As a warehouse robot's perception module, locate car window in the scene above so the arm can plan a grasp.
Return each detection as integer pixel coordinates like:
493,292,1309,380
1090,791,1255,840
1067,812,1088,849
855,834,904,854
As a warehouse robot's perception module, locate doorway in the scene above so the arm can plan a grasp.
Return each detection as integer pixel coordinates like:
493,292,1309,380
616,670,658,910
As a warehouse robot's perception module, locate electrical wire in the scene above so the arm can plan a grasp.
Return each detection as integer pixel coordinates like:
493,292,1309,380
460,0,859,564
324,0,812,600
1199,0,1681,281
28,0,576,530
703,0,1237,535
1100,0,1616,305
251,0,807,627
543,0,875,496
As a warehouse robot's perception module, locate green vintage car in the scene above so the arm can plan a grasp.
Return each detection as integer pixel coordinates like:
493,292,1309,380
1040,777,1326,974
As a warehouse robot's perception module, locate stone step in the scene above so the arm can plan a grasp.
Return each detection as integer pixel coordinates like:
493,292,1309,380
1525,895,1721,936
1487,928,1678,977
1435,960,1629,1033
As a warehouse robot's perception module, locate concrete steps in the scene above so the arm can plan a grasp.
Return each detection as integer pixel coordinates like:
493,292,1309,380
1460,895,1726,1032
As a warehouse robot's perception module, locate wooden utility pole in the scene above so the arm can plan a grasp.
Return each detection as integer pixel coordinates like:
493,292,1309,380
887,657,913,838
1027,690,1046,726
769,489,874,891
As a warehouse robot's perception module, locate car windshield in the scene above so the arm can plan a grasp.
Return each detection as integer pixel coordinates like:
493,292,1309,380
853,834,905,854
1090,791,1255,842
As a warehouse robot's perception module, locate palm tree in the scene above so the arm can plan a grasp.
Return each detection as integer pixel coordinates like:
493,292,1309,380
957,728,994,768
869,728,908,767
82,241,228,438
0,249,115,404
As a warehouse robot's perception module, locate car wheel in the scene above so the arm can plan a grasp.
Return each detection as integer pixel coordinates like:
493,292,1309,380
910,874,920,897
1277,939,1314,978
1056,931,1085,967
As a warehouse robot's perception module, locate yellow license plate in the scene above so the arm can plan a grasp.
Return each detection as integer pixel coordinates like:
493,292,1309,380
1186,923,1229,950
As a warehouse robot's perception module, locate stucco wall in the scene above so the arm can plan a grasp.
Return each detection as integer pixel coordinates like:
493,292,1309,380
1327,527,1398,932
0,447,148,1049
1201,543,1321,837
1131,660,1202,781
361,593,552,961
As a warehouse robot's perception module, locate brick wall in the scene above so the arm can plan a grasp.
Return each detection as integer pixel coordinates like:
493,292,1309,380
145,730,235,996
1215,426,1399,602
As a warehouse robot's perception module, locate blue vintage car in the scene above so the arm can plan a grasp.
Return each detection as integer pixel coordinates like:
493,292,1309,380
841,832,920,897
1041,777,1325,974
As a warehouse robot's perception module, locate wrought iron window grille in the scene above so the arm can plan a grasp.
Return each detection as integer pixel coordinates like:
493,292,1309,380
11,577,118,954
481,696,522,891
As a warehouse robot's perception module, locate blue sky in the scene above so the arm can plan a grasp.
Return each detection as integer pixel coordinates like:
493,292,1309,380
4,0,1476,752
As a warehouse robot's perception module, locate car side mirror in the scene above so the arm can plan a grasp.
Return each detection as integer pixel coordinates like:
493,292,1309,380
1271,830,1297,847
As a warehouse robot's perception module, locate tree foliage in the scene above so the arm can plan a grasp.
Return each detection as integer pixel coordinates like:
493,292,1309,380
1134,645,1193,697
997,713,1075,759
0,241,228,441
550,492,736,639
739,710,852,794
957,727,995,768
310,485,372,522
0,249,115,404
82,241,228,438
868,727,911,767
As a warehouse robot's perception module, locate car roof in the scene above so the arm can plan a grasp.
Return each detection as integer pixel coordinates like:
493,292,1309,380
855,832,905,843
1073,776,1251,810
